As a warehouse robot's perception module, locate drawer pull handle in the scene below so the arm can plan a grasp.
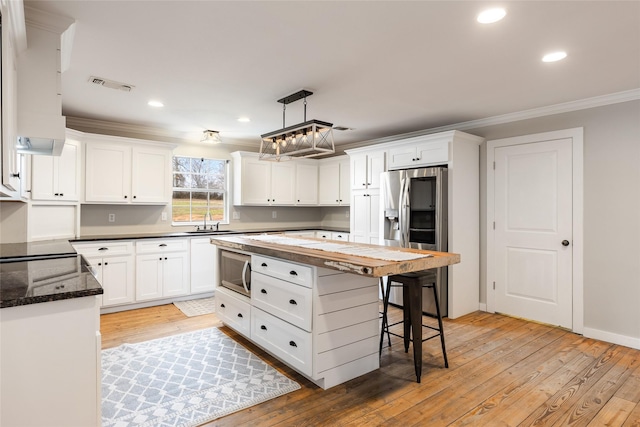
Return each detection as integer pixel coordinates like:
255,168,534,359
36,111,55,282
97,263,102,266
289,341,297,347
98,247,108,251
237,313,243,318
289,271,298,276
261,263,267,267
220,303,225,308
289,299,297,305
159,243,167,247
104,262,108,266
260,325,267,330
159,257,162,261
261,289,267,294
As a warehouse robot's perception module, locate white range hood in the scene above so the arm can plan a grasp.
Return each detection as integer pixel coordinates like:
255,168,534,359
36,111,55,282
16,7,73,156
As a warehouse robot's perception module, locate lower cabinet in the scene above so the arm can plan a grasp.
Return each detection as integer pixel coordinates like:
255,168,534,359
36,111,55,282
190,237,217,294
216,253,380,390
135,239,190,301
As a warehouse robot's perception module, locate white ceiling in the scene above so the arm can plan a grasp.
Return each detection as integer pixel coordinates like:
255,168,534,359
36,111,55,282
25,1,640,149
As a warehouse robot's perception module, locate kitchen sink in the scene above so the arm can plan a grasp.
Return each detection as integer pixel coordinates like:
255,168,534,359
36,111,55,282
185,230,237,234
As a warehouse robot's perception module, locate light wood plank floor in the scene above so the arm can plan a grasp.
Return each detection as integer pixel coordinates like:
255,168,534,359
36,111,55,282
101,304,640,426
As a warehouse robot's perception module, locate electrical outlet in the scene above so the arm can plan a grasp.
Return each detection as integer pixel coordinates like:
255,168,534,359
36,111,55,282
161,212,167,221
346,211,350,218
108,213,115,223
272,211,277,219
232,211,240,220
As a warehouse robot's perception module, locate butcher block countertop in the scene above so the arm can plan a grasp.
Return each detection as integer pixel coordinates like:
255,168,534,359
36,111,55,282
210,235,460,277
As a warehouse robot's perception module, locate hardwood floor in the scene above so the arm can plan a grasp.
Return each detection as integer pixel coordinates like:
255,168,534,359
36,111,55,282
100,304,640,426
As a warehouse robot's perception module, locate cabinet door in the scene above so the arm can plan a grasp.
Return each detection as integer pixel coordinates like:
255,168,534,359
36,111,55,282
367,192,381,244
30,154,56,200
270,162,296,205
338,159,350,205
240,157,272,205
351,155,368,190
163,252,190,297
367,152,385,190
318,162,340,205
295,162,318,205
85,143,131,203
387,145,417,169
131,146,171,204
56,140,80,201
101,255,135,306
84,256,104,307
415,139,449,166
190,238,217,294
135,254,163,301
350,192,369,243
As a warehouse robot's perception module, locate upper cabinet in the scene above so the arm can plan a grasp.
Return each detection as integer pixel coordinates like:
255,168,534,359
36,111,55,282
84,135,174,204
30,139,80,201
350,151,385,190
318,156,350,206
386,134,450,170
232,152,296,206
295,160,319,205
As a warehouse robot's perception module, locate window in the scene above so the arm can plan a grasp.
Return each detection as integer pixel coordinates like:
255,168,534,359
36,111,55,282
172,156,228,224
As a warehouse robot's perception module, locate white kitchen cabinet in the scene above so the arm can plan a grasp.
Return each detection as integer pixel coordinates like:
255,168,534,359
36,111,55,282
84,136,174,204
315,231,350,242
73,241,135,307
214,252,380,390
0,296,101,427
231,152,296,206
30,139,80,201
318,156,350,206
350,191,380,244
295,161,319,205
350,151,385,190
386,134,450,170
190,237,217,294
135,239,190,301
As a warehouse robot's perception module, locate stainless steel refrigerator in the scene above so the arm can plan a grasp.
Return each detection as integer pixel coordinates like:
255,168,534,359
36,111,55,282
380,166,448,316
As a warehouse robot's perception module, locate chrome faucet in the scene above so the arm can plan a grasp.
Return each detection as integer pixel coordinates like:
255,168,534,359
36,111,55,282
204,211,212,230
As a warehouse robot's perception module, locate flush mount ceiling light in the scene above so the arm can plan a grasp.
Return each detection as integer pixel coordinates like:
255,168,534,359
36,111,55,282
201,130,222,144
542,51,568,62
259,89,335,162
477,8,506,24
148,100,164,107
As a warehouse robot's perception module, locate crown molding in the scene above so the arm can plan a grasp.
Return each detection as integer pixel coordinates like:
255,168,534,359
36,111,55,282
339,88,640,152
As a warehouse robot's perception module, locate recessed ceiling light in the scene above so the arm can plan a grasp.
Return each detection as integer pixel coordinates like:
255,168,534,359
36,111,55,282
148,100,164,107
237,117,250,123
477,8,506,24
542,51,567,62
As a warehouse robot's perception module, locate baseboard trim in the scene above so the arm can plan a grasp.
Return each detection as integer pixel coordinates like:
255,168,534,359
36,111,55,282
478,303,487,312
583,327,640,350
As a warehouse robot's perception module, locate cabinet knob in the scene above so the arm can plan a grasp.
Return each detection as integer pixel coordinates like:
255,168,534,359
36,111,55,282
289,341,297,347
159,257,162,260
164,257,167,260
220,303,225,308
339,199,342,202
362,183,366,186
289,299,297,305
54,193,59,196
261,289,267,294
133,195,137,199
261,263,267,267
289,270,298,276
98,262,102,266
104,262,108,266
124,195,128,199
60,193,64,197
237,313,243,318
336,199,339,202
297,199,300,202
10,173,20,178
260,325,267,330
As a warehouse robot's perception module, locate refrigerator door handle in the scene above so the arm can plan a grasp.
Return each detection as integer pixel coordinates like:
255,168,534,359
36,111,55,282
400,176,410,248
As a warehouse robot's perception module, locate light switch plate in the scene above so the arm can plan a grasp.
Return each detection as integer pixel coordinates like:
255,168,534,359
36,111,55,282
232,211,240,220
161,212,167,221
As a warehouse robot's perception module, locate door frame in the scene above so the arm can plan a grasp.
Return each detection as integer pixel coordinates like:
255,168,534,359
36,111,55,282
486,128,584,334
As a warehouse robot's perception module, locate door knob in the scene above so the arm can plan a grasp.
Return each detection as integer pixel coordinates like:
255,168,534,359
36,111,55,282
562,240,570,246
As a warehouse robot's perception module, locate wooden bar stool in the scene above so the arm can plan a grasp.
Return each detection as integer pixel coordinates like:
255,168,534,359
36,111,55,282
379,271,448,383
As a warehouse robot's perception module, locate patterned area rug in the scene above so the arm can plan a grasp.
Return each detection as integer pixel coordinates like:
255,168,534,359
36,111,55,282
102,327,300,427
173,297,216,317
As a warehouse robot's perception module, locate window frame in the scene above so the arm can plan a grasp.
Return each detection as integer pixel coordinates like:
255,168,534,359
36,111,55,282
171,155,230,226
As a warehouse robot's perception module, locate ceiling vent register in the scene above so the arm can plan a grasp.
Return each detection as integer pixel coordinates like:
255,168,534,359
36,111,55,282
259,89,335,161
88,76,135,92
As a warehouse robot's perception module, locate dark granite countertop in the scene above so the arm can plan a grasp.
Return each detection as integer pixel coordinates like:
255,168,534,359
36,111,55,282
0,240,77,262
0,255,103,308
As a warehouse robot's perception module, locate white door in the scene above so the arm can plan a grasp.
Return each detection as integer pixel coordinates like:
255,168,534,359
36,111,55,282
493,138,573,328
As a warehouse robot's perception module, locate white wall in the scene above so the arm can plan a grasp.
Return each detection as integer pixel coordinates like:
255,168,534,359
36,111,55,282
471,100,640,346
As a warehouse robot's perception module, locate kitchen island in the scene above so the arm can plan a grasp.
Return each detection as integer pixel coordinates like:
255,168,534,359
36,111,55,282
210,234,459,389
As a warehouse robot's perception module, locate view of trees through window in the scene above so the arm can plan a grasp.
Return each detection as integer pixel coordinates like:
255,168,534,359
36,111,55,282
172,156,227,223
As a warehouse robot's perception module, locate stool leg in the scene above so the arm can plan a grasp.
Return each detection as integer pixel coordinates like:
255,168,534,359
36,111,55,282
379,277,392,357
408,283,423,383
431,283,448,368
402,283,411,354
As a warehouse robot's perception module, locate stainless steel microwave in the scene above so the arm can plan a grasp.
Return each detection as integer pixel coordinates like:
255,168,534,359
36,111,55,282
219,249,251,297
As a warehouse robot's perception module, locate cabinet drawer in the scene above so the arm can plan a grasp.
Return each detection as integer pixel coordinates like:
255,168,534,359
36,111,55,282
216,288,251,338
252,255,313,288
72,241,133,258
331,232,349,242
252,272,313,332
136,239,188,254
251,308,312,376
